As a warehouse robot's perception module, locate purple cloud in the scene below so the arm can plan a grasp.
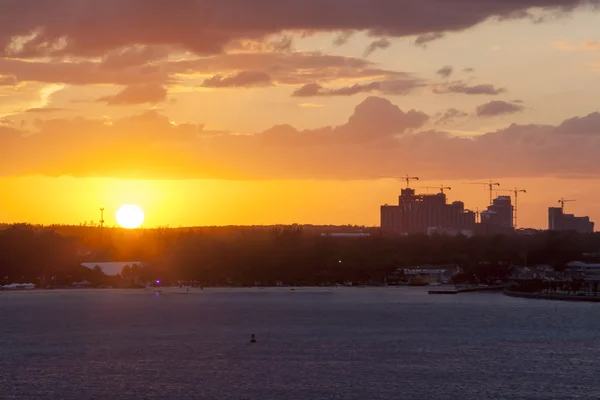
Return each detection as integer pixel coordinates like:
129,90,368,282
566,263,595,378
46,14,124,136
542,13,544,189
436,65,454,78
476,100,525,117
0,1,595,58
434,81,506,95
201,71,273,88
364,38,392,57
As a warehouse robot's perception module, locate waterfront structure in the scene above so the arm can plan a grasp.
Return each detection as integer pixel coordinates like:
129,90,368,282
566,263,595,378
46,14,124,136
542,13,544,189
381,188,476,235
548,207,594,233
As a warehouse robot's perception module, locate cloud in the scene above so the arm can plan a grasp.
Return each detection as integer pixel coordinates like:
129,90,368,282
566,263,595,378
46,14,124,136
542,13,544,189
556,112,600,134
0,1,595,58
292,79,424,97
582,40,600,49
434,108,469,125
0,51,409,89
5,96,600,182
333,32,354,46
436,66,454,78
201,71,273,88
364,38,392,57
0,58,169,85
433,81,506,95
100,45,171,70
96,84,168,105
554,39,600,51
476,100,525,117
415,32,446,48
0,75,17,86
24,107,67,113
297,103,324,108
553,40,576,51
261,96,429,145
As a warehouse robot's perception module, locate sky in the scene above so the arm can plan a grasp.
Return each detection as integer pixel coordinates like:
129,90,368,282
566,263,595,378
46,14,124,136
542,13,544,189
1,0,600,229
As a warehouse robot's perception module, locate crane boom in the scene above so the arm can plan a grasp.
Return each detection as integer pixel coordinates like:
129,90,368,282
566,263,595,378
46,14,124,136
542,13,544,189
558,198,576,210
420,185,451,194
403,174,419,188
465,180,501,205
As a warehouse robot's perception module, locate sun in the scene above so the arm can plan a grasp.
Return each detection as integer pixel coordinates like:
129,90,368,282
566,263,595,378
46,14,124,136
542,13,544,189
116,205,145,229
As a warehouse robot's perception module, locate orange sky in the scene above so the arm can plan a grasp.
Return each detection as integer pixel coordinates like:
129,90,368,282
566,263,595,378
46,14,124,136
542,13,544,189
1,2,600,229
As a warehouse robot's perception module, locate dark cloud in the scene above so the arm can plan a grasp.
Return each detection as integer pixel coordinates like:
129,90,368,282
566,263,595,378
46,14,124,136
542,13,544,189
364,38,392,57
433,81,506,95
333,31,354,46
436,66,454,78
415,32,445,48
0,1,595,58
556,112,600,135
434,108,469,125
0,51,407,88
96,84,168,105
100,45,171,70
270,36,295,53
201,71,273,88
292,79,424,97
476,100,525,117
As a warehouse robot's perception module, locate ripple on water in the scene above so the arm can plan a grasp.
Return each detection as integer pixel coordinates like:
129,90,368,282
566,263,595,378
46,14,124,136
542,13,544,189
1,288,600,400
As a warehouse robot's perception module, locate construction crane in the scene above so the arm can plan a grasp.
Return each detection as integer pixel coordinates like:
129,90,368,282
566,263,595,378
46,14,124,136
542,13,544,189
420,185,452,194
402,174,420,188
558,198,576,210
465,181,500,205
497,188,527,228
378,175,420,188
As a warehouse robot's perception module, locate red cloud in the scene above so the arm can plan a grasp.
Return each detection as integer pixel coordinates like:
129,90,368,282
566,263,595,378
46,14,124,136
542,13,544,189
96,84,168,105
3,96,600,181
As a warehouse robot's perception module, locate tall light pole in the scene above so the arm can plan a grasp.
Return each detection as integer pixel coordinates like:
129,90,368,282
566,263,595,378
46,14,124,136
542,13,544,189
100,208,105,245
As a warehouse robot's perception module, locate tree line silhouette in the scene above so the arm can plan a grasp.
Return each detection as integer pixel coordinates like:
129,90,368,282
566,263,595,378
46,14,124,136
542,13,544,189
1,223,599,287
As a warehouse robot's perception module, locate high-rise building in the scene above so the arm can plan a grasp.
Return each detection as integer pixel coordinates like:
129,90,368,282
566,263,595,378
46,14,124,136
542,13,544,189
548,207,594,233
476,196,514,235
481,196,513,228
381,188,476,235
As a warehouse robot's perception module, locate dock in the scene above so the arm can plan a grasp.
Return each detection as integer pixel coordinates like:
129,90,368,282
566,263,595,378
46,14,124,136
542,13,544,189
428,284,510,295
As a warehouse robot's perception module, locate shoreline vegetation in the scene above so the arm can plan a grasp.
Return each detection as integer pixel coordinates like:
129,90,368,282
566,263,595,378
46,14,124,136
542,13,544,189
2,223,600,291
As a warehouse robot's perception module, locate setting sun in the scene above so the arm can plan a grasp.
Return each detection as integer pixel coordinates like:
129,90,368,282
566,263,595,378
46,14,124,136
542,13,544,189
116,205,145,229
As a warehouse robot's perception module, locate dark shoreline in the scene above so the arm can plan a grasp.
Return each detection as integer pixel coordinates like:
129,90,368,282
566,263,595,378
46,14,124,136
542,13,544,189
504,289,600,302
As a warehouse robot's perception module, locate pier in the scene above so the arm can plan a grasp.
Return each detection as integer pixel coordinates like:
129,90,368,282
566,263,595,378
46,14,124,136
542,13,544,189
428,284,510,295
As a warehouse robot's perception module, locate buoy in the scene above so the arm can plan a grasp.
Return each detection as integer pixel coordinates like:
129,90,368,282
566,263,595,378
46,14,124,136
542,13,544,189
250,334,257,343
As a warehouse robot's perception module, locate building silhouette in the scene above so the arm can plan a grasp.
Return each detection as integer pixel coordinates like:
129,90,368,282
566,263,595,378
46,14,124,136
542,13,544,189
475,196,514,235
381,188,476,235
548,207,594,233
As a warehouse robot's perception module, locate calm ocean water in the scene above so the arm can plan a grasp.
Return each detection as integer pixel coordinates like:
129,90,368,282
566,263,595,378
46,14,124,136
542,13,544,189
1,287,600,400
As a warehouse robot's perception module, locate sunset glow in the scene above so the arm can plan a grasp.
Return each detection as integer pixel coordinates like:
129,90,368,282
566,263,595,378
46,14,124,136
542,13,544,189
0,2,599,229
116,205,145,229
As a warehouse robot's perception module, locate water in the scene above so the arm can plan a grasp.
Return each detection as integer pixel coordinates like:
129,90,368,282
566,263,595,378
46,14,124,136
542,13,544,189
1,287,600,399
